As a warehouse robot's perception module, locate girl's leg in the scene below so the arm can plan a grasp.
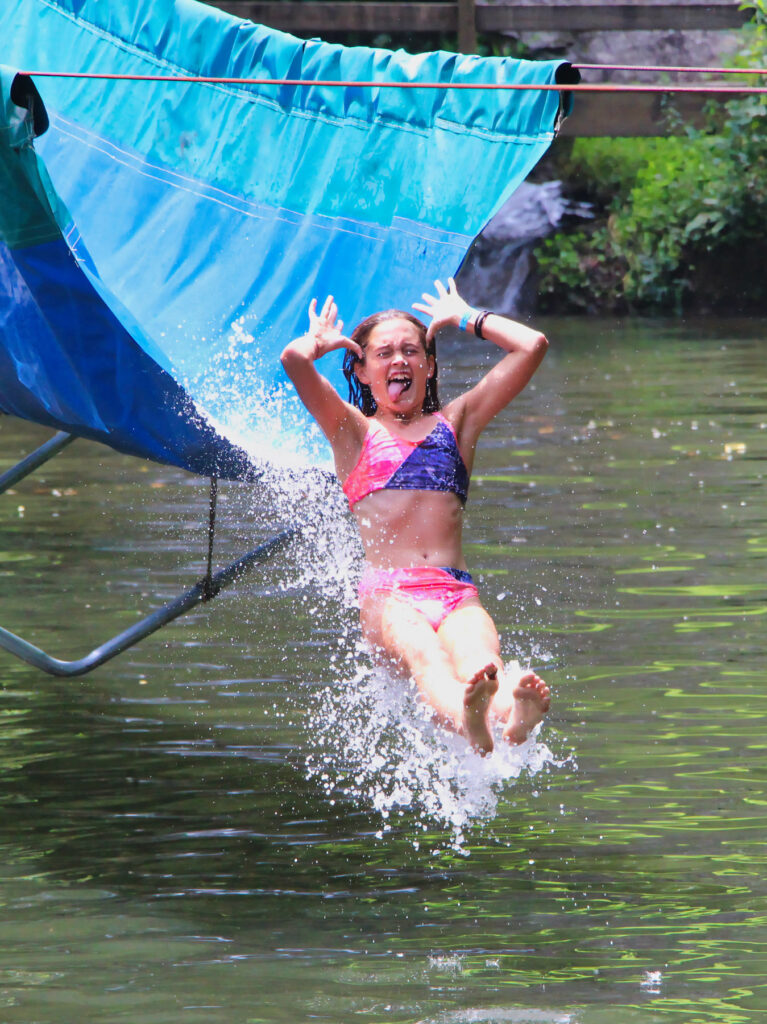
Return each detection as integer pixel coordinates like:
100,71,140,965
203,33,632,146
437,602,551,744
360,594,497,753
435,600,503,681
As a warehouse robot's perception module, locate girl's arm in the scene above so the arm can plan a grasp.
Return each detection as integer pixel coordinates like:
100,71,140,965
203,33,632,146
280,296,363,444
413,278,548,444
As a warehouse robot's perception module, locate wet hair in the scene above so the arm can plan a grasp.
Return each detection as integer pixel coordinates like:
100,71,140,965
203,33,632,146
342,309,441,416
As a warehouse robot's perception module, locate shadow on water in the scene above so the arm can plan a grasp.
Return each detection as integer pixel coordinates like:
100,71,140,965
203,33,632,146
1,317,766,1023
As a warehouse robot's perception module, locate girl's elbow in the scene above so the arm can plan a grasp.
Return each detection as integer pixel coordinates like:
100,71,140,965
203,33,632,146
280,344,302,373
281,337,315,372
533,332,549,358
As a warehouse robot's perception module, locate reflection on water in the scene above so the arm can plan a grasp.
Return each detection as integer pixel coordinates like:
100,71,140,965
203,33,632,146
1,317,766,1023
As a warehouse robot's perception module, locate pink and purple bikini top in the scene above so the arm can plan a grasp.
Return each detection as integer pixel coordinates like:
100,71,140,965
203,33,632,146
342,412,470,508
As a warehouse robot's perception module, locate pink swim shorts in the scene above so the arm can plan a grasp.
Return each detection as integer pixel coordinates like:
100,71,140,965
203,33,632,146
358,565,480,631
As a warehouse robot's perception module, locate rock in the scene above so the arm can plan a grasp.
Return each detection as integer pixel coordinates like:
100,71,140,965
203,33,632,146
457,180,591,315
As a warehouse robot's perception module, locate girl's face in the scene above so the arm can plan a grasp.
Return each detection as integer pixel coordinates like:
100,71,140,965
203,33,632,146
354,318,434,416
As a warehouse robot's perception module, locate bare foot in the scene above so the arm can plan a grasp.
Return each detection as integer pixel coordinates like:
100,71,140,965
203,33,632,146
502,671,551,745
462,663,499,755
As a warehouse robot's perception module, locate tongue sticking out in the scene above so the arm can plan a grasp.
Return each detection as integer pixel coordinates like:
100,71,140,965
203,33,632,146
387,379,409,401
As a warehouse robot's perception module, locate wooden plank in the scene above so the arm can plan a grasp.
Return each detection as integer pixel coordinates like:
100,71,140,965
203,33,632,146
210,2,457,33
477,3,749,33
560,91,712,137
210,1,749,35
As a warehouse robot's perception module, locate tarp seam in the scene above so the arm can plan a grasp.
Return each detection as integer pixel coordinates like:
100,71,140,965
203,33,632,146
49,114,472,249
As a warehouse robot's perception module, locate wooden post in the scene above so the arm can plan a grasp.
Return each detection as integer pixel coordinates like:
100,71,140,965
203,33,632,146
457,0,476,53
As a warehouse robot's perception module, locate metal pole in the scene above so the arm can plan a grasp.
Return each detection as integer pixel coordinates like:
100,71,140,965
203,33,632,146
0,528,297,677
0,431,75,494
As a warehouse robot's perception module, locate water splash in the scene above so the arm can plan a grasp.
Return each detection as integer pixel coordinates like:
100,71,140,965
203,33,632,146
184,315,333,471
304,651,564,849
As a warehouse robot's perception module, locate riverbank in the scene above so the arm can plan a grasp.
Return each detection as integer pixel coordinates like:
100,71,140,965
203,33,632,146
525,2,767,316
528,125,767,316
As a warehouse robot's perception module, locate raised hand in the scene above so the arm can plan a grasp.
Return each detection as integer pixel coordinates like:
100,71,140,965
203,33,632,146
412,277,473,342
306,295,362,360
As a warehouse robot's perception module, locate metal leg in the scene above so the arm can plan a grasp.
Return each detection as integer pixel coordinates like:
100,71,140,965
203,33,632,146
0,431,75,494
0,528,296,677
1,431,297,676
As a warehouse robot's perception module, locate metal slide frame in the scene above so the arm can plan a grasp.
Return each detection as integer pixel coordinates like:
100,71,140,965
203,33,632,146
0,429,295,677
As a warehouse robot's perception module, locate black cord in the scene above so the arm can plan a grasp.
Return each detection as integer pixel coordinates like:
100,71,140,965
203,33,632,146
203,474,218,600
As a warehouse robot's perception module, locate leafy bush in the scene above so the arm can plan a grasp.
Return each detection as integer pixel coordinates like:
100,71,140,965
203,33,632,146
535,1,767,313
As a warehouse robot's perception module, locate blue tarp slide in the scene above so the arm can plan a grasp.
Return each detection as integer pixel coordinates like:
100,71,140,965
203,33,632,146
0,0,572,479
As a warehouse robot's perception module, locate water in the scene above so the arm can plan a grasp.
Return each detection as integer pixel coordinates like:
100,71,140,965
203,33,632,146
1,317,765,1023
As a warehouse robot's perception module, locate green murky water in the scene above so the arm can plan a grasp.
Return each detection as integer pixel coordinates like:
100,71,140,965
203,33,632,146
1,317,765,1023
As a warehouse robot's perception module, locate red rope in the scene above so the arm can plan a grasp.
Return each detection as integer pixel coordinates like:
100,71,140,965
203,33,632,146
573,62,765,75
18,71,767,93
574,63,767,76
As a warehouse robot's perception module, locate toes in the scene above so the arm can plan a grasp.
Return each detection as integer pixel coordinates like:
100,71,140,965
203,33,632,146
518,672,547,694
467,663,498,688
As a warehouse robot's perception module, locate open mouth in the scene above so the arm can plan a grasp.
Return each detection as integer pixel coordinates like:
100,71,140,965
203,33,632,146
387,375,412,400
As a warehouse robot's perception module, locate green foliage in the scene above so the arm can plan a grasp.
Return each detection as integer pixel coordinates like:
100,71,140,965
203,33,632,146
737,1,767,58
536,226,625,313
535,4,767,313
552,137,653,204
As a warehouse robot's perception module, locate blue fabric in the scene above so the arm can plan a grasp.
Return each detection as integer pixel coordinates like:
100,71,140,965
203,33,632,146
439,567,474,585
0,233,251,477
386,420,470,505
0,0,570,477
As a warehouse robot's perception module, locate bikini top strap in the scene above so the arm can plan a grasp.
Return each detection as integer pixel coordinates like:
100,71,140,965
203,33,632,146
434,410,457,436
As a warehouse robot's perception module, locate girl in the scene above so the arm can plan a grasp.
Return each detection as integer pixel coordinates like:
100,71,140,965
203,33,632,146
280,278,550,754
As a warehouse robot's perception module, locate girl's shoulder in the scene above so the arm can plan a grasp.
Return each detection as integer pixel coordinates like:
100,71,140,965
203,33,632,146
329,403,374,476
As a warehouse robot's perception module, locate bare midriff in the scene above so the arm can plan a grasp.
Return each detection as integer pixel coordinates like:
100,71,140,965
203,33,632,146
351,489,466,570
